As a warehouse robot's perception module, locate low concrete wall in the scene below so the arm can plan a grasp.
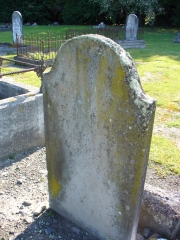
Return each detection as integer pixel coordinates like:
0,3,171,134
0,80,29,99
0,77,44,158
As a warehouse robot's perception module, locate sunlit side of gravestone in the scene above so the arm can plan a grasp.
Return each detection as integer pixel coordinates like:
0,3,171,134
42,35,156,240
12,11,23,43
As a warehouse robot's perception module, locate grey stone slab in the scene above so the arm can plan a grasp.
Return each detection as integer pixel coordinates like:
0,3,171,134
115,40,146,49
42,34,156,240
140,184,180,239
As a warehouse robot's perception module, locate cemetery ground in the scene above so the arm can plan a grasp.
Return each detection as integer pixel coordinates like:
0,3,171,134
0,27,180,239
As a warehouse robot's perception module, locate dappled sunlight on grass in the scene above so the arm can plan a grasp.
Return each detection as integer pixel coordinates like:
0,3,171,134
149,134,180,176
128,31,180,177
14,71,41,88
129,50,180,112
154,107,180,129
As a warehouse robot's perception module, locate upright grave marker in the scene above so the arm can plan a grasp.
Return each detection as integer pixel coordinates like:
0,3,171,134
126,14,139,41
12,11,23,43
173,33,180,43
42,35,156,240
116,14,145,49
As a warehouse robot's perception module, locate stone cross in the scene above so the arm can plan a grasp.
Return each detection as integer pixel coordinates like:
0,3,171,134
126,14,139,41
12,11,23,43
42,35,156,240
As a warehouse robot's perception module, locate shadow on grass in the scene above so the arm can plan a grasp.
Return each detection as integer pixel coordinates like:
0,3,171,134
14,208,99,240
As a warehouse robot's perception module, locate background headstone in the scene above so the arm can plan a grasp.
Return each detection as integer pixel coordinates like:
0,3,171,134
42,35,156,240
12,11,23,43
126,14,139,41
173,33,180,43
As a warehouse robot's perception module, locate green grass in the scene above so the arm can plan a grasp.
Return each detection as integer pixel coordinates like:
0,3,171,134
0,25,91,43
1,54,41,87
129,33,180,111
128,29,180,176
149,135,180,177
167,121,180,128
1,26,180,176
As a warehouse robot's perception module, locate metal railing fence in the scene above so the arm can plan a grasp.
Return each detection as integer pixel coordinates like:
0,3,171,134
0,56,46,78
16,27,144,61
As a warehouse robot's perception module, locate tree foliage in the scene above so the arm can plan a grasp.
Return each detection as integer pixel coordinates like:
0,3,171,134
90,0,164,24
0,0,179,26
61,0,101,24
159,0,180,26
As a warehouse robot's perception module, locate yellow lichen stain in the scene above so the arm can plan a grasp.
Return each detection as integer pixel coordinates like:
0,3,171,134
9,97,16,102
94,44,156,219
49,176,62,198
28,93,35,97
96,53,128,130
45,135,64,199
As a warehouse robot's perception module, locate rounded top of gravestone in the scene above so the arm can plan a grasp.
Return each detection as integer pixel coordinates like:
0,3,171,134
12,11,22,19
44,34,155,110
126,14,138,25
128,14,138,18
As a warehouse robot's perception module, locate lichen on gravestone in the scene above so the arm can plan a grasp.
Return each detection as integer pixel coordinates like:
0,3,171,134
42,34,156,240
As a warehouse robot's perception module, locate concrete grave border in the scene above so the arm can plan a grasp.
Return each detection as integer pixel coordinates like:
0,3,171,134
0,77,44,158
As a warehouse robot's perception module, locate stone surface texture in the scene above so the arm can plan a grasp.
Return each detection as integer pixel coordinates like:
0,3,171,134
0,77,44,158
115,40,146,49
126,14,139,41
140,183,180,239
12,11,23,43
42,34,156,240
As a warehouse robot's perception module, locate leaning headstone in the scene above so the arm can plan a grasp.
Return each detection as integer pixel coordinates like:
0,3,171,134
42,35,156,240
12,11,23,43
173,33,180,43
126,14,139,41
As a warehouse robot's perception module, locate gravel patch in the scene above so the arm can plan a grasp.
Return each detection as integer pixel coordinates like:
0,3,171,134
0,146,171,240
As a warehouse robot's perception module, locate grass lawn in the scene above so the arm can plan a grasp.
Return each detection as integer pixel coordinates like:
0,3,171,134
0,26,180,177
128,29,180,177
0,25,91,43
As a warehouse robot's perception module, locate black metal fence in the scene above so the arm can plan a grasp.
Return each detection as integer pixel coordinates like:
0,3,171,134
16,32,67,61
66,27,127,40
16,27,144,61
0,56,46,78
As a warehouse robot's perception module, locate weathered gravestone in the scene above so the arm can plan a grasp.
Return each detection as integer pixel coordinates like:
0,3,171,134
116,14,145,49
12,11,23,43
126,14,139,41
173,33,180,43
42,35,156,240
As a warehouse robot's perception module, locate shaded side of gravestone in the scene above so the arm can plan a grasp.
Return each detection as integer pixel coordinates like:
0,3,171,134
42,35,156,240
126,14,139,41
12,11,23,43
